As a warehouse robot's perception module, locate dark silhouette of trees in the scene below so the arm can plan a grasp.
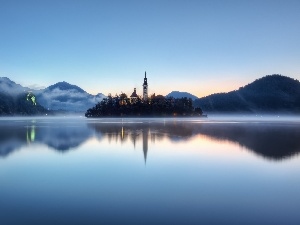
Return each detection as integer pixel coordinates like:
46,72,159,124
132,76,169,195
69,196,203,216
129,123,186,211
85,93,203,117
194,74,300,113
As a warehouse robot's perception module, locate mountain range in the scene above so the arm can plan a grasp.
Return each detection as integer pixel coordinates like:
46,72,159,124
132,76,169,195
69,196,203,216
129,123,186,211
1,74,300,115
0,77,105,114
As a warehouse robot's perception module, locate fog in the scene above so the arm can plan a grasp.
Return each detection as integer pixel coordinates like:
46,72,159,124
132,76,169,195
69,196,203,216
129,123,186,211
201,114,300,123
1,114,300,123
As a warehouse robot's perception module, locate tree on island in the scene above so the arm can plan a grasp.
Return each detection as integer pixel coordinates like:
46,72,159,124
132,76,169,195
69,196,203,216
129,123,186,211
85,93,203,117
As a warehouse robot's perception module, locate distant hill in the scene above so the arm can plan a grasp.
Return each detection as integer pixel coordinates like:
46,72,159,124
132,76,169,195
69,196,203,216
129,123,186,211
47,81,86,93
36,82,105,112
194,74,300,113
166,91,198,101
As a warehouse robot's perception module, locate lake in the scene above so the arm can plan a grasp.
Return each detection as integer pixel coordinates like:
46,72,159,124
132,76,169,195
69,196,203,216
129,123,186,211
0,116,300,225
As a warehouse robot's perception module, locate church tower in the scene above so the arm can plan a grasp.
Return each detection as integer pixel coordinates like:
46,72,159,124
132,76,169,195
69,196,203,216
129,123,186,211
143,71,148,101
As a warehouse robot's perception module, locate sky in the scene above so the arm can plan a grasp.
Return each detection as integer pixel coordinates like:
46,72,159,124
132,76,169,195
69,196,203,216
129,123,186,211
0,0,299,97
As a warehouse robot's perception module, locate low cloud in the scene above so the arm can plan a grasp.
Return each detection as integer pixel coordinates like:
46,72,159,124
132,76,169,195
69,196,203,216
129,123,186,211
27,84,46,90
35,88,105,112
0,77,28,95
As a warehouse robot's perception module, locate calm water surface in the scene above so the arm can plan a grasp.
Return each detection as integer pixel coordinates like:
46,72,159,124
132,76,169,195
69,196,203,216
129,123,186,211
1,116,300,225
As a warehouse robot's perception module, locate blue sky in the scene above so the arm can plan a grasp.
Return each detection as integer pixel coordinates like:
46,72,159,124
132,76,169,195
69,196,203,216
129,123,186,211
0,0,299,97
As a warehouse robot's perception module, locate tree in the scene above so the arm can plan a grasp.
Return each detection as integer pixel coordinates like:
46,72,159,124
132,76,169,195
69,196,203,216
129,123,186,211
85,93,203,117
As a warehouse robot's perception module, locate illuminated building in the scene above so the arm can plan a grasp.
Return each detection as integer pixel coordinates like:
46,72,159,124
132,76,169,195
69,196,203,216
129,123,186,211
143,71,148,101
130,88,138,103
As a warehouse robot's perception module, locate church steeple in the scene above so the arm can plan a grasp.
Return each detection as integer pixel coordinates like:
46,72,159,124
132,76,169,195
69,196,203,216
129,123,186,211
142,128,148,164
143,71,148,101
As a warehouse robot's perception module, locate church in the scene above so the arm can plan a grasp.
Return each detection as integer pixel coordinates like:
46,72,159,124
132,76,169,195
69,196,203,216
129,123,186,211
130,71,148,103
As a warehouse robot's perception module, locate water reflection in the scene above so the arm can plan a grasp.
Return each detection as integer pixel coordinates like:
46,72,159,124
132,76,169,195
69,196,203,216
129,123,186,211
1,118,300,161
0,120,92,157
197,122,300,160
26,125,36,143
90,122,153,163
88,120,300,161
88,121,196,163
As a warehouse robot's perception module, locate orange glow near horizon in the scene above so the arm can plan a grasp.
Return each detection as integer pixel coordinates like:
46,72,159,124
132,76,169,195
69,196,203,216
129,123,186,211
87,76,251,98
84,131,253,161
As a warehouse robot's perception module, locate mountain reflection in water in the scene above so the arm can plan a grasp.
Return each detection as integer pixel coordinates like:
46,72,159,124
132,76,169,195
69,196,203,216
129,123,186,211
196,122,300,160
0,119,92,157
1,118,300,161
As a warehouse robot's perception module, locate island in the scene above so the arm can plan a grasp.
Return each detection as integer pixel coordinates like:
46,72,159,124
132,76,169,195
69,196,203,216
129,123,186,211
85,93,204,117
85,72,204,117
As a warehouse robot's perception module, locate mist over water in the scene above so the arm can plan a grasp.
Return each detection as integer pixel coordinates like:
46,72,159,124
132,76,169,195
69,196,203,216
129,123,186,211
0,116,300,224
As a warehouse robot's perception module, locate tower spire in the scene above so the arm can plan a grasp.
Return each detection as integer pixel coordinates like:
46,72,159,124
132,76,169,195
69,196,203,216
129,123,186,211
142,71,148,101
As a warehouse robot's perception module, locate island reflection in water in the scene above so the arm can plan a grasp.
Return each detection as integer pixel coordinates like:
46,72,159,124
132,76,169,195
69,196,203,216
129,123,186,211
0,118,300,161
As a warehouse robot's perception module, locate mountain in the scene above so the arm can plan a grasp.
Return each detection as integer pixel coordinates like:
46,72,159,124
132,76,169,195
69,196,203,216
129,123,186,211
0,77,47,115
0,77,30,94
166,91,198,101
0,92,48,115
35,82,105,112
194,74,300,113
0,77,106,114
47,81,86,92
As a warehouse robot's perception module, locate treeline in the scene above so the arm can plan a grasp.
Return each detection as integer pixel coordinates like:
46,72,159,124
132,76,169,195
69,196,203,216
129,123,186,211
85,94,203,117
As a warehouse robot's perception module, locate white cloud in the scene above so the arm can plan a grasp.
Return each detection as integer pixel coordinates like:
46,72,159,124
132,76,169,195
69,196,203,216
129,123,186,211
27,84,46,90
36,87,105,112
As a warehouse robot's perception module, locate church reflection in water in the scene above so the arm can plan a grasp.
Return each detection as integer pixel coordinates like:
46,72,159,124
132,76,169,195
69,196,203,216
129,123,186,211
91,123,153,163
142,128,148,163
89,120,204,163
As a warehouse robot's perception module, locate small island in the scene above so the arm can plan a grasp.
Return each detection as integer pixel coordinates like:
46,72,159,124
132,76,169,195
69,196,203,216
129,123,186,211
85,72,204,117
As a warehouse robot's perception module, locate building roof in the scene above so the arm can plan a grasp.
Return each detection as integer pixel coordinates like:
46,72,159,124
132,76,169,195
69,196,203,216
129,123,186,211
130,88,138,98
